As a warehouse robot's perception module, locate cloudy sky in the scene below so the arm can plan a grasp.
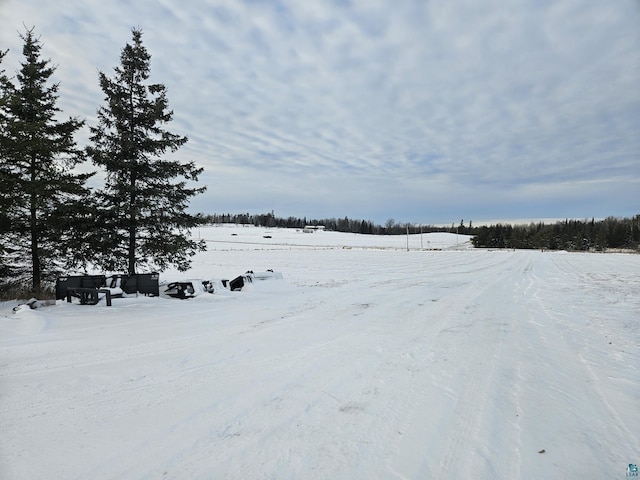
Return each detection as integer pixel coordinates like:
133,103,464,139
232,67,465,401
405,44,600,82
1,1,639,224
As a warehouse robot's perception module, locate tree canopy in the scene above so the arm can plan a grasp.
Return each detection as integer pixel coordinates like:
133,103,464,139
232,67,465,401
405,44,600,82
86,28,206,274
0,27,92,295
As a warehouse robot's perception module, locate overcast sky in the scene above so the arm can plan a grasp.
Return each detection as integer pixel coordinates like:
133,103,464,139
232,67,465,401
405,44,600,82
1,0,639,225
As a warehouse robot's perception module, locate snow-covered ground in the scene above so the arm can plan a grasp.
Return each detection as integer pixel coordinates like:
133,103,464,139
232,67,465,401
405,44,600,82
1,225,639,479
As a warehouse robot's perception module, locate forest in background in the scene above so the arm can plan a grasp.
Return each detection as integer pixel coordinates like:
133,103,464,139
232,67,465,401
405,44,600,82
471,216,640,251
202,213,640,252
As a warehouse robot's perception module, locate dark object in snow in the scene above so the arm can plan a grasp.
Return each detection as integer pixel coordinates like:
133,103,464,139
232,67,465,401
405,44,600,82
12,298,55,313
201,280,217,293
56,273,159,304
66,288,113,306
163,279,219,298
230,274,252,291
162,270,283,299
56,275,105,300
24,298,42,309
228,271,282,290
164,281,197,299
538,449,546,454
119,273,159,296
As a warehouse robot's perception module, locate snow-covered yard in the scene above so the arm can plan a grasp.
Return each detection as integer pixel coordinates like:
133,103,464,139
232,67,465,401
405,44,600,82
1,225,638,479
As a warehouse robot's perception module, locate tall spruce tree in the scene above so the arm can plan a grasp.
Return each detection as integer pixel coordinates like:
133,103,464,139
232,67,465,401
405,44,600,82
87,28,205,274
0,48,11,285
0,28,92,296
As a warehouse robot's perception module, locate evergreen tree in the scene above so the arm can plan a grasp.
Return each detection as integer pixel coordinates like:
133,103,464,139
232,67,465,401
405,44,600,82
0,52,9,211
0,48,12,284
0,28,92,296
87,28,205,274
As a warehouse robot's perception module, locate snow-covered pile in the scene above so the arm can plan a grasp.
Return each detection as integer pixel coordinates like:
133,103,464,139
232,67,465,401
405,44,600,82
1,225,638,479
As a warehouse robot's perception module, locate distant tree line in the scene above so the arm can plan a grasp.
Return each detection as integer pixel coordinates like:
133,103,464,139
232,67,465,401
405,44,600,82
205,213,640,252
202,212,466,236
471,216,640,251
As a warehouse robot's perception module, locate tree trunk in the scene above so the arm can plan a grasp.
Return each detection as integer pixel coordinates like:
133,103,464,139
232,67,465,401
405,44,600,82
128,224,136,274
128,176,136,275
29,147,41,295
30,196,41,295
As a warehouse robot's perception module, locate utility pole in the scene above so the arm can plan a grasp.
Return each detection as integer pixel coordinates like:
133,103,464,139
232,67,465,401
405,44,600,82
406,225,410,251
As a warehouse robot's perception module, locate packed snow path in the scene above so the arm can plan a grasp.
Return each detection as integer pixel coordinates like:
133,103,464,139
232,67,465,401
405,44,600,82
1,229,638,479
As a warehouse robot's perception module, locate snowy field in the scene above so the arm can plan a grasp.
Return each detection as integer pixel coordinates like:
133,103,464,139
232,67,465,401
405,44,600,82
1,225,639,479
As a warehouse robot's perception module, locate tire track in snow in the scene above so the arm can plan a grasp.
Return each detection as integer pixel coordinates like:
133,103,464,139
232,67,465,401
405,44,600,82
431,254,522,478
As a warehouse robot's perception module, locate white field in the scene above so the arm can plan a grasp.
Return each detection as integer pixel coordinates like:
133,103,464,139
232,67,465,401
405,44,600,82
1,225,639,479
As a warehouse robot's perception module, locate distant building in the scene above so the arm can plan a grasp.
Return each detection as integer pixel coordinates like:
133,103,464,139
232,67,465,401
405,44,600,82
303,225,325,233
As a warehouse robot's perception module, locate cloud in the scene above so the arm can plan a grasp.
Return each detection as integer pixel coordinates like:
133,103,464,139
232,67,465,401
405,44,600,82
1,0,638,223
